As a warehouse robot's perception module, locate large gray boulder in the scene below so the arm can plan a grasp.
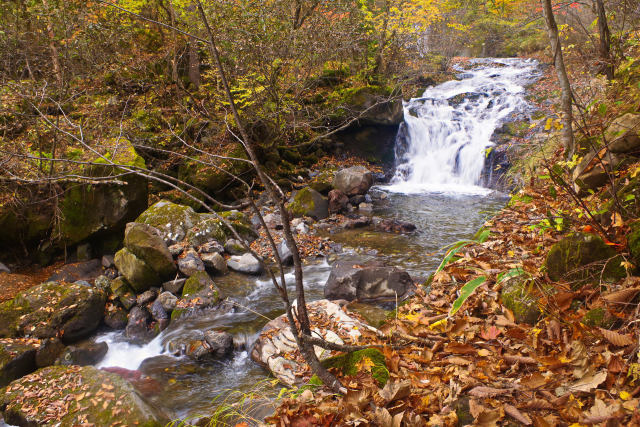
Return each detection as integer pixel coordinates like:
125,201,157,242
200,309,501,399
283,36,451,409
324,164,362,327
324,261,413,302
288,187,329,220
114,248,160,292
0,281,106,343
136,200,200,245
333,166,374,196
200,252,228,274
228,253,263,275
606,113,640,153
0,365,167,426
251,300,376,386
124,222,176,278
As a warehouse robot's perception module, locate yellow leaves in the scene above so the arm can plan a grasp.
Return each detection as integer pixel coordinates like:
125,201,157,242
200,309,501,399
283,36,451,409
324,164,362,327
620,391,632,401
355,356,375,372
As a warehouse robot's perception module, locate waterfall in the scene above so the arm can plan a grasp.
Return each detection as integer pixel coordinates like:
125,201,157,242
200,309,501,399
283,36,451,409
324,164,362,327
389,58,541,194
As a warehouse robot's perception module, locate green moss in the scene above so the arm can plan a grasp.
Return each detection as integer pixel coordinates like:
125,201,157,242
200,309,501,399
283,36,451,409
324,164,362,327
582,307,615,328
182,271,212,297
322,348,389,386
500,278,541,325
629,222,640,269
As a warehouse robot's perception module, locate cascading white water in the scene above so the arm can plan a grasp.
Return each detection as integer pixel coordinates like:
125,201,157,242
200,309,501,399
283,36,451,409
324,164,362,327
389,58,541,194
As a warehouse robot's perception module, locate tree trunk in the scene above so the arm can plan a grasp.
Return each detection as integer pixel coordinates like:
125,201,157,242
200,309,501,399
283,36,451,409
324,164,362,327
41,0,62,88
188,36,200,89
167,0,180,85
541,0,574,157
595,0,614,80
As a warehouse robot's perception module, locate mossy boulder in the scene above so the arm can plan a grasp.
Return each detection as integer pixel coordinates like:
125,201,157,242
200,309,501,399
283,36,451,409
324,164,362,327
124,222,176,278
0,282,106,343
136,200,200,244
628,221,640,268
329,85,402,126
114,248,160,293
0,365,167,426
179,271,221,313
0,339,39,387
109,276,137,309
581,307,616,328
309,170,335,194
546,233,626,287
287,187,329,220
59,139,148,248
186,215,226,247
500,277,541,325
322,348,389,386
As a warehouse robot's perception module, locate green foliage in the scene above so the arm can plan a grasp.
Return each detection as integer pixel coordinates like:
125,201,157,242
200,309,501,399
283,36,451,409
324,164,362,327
449,276,487,316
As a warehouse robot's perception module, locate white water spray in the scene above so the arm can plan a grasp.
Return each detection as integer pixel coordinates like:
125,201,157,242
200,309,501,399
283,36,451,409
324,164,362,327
389,58,540,194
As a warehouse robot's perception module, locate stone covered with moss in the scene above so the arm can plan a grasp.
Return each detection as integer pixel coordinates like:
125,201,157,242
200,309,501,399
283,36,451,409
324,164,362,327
114,248,160,292
0,365,167,426
581,307,616,328
546,233,625,287
136,200,200,244
58,138,148,248
328,85,403,126
287,187,329,220
0,282,106,343
175,271,221,315
0,338,39,387
323,348,389,386
500,277,541,325
628,221,640,268
123,222,176,279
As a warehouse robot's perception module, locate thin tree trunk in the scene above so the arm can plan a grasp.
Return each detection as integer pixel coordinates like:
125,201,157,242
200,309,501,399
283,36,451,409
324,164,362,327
167,0,180,85
188,36,200,89
541,0,574,157
595,0,614,80
41,0,62,88
194,0,345,394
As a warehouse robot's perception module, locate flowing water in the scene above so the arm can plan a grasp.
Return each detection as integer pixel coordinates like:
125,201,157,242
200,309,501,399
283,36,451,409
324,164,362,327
0,58,539,426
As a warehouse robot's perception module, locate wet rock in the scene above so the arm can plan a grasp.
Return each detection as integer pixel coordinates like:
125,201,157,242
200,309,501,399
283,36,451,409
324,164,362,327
358,202,373,212
137,288,158,306
177,249,205,277
328,189,349,214
373,217,417,233
203,331,234,358
0,365,167,426
324,261,413,302
350,194,366,205
606,113,640,153
179,271,221,312
224,239,246,255
333,166,373,196
149,301,169,331
103,366,164,398
46,259,102,283
198,240,224,254
0,281,106,343
162,277,186,295
546,232,626,287
343,216,371,229
0,262,10,274
287,187,329,220
35,338,65,368
124,222,176,279
110,277,137,309
227,253,263,275
201,252,228,274
104,306,129,330
277,241,293,265
114,248,160,293
125,306,154,345
0,338,38,387
251,300,375,386
101,255,115,268
157,291,178,312
57,341,108,366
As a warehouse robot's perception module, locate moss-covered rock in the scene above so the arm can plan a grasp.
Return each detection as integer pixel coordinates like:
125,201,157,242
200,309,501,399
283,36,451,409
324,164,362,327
500,277,541,325
0,339,38,387
186,215,227,247
322,348,389,386
136,200,200,244
124,222,176,278
581,307,616,328
178,271,221,313
309,170,335,194
287,187,329,220
328,85,402,126
0,365,167,426
109,276,137,309
0,282,106,343
546,233,626,287
114,248,160,293
59,139,148,247
628,221,640,268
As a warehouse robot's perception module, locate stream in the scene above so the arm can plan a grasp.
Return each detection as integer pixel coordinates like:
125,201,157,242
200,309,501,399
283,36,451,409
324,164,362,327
3,58,539,424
